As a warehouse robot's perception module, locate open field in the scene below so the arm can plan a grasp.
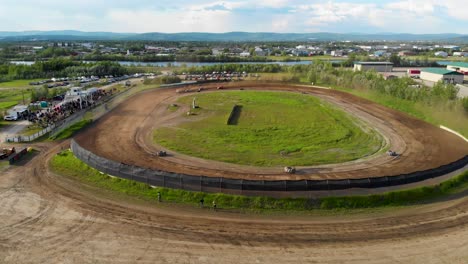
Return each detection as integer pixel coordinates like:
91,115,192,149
267,55,346,61
0,89,30,115
0,79,42,89
154,91,383,166
404,56,468,62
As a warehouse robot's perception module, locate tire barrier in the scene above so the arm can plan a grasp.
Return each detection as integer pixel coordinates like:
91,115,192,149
71,139,468,195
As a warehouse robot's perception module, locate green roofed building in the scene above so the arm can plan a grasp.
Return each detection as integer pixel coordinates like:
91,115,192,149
420,68,464,84
446,62,468,74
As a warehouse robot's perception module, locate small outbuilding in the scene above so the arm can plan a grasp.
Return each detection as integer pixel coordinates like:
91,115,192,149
420,68,464,84
446,62,468,75
353,62,393,72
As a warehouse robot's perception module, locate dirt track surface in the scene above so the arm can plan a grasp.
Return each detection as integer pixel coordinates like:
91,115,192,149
75,83,468,181
1,142,468,263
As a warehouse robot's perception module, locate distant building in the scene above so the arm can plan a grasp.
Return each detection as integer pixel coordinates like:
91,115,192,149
240,51,250,57
420,68,464,84
398,50,416,56
212,48,223,56
434,51,448,57
374,50,387,57
446,62,468,74
453,52,468,57
254,47,266,56
443,45,460,50
331,50,344,57
353,62,393,72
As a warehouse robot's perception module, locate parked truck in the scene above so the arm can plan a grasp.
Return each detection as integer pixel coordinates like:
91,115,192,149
407,69,421,78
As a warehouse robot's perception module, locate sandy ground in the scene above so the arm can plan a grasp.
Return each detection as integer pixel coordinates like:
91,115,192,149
75,83,468,181
1,142,468,263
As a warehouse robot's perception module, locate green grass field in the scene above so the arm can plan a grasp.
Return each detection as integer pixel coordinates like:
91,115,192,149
154,91,383,166
267,55,346,61
403,56,468,62
0,89,30,114
0,79,42,89
50,150,468,211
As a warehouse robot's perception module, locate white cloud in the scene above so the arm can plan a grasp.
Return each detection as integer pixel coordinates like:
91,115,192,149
0,0,466,33
106,8,233,33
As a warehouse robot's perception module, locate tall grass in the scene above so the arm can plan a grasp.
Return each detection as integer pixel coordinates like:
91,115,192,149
49,119,92,140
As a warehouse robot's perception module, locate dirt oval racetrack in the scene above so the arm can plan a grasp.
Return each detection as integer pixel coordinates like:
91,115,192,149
1,141,468,263
2,83,468,263
75,82,468,182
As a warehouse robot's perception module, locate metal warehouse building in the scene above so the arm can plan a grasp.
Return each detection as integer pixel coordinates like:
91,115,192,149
420,68,464,84
446,62,468,74
353,62,393,72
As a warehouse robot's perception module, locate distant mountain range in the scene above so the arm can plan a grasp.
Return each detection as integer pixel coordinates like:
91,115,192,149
0,31,467,43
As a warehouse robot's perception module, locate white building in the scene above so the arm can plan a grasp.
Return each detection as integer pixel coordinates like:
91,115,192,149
353,62,393,72
434,51,448,57
420,68,464,84
446,62,468,74
240,51,250,57
453,52,468,57
331,50,344,57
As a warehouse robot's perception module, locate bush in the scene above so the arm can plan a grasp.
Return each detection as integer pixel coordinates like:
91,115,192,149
462,97,468,113
144,76,181,85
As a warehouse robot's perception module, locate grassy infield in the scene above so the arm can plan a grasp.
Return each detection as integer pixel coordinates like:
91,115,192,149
154,91,383,166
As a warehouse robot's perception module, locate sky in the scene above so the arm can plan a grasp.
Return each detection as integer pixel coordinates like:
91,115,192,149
0,0,467,34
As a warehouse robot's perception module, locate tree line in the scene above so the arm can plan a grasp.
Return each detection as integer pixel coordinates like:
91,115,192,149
0,58,138,82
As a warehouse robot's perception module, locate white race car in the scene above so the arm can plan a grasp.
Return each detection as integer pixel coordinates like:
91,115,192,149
3,115,18,121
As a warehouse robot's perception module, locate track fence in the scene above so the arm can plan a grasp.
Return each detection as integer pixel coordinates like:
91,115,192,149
71,139,468,196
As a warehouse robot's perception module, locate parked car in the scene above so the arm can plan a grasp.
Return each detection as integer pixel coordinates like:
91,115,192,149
3,114,18,121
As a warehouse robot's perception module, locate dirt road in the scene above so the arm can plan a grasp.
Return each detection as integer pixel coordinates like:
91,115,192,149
1,142,468,263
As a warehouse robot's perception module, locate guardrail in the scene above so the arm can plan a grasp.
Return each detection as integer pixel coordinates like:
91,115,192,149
5,125,56,143
70,139,468,196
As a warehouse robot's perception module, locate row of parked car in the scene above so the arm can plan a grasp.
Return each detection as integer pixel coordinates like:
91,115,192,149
29,73,151,88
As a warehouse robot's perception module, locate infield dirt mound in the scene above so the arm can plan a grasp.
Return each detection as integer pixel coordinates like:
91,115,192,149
75,82,468,181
